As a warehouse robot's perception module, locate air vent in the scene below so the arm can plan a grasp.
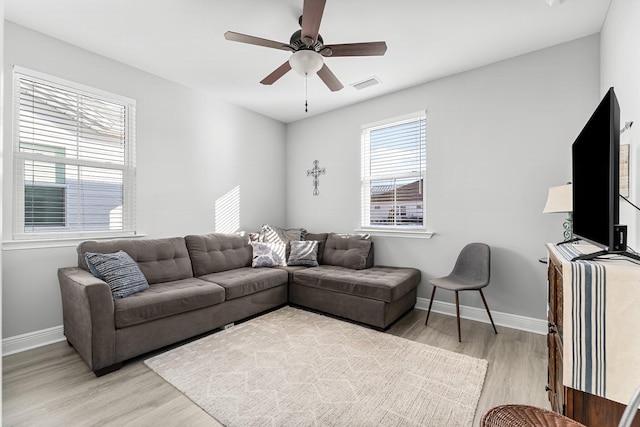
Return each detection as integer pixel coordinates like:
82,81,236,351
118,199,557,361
351,77,380,90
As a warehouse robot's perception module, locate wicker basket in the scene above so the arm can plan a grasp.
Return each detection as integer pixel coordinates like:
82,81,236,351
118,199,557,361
481,404,586,427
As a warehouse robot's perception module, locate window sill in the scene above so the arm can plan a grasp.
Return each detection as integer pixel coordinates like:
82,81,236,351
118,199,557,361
2,233,148,251
354,228,434,239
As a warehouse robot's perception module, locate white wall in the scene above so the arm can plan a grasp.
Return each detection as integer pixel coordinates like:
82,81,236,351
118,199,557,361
2,22,286,338
601,0,640,250
286,35,600,320
5,13,631,344
1,0,5,362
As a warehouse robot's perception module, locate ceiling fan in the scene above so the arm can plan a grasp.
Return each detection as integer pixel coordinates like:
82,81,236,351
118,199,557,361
224,0,387,92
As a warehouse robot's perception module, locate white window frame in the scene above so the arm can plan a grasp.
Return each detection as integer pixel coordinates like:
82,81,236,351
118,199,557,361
358,111,432,239
11,66,137,241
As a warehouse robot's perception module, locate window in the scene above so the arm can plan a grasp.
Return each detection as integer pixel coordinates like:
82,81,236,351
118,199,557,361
13,67,137,239
23,144,67,228
361,111,426,232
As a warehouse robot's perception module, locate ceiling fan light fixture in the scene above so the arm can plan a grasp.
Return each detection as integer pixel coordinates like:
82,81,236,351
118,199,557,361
289,50,324,76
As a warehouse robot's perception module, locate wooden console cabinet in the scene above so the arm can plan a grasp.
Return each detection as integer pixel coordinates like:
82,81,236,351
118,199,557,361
547,244,640,427
547,252,565,414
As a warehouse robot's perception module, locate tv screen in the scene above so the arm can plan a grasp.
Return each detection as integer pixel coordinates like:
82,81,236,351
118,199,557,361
571,87,620,251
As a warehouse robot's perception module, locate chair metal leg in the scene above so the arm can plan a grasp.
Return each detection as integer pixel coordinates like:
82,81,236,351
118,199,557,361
455,291,461,342
479,289,498,334
425,286,437,326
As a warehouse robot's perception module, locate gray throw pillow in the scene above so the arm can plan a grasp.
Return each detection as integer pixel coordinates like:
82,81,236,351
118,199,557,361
287,240,319,267
84,251,149,299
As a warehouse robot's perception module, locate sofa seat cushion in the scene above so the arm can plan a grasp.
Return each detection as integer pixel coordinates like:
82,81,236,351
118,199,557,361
276,265,308,283
292,265,421,303
199,267,288,300
114,278,225,328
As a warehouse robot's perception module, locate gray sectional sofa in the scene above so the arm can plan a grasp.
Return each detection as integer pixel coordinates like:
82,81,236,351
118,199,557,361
58,232,421,376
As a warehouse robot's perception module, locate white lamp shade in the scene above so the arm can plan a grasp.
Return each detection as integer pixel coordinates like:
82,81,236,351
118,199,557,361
543,184,573,213
289,50,324,76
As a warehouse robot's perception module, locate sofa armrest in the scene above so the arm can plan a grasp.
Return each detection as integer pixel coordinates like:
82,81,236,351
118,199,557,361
58,267,116,371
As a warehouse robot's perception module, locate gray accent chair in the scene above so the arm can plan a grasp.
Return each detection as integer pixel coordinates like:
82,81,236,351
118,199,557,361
424,242,497,342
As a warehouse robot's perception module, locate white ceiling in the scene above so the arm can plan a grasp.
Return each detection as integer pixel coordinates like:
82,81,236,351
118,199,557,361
5,0,611,123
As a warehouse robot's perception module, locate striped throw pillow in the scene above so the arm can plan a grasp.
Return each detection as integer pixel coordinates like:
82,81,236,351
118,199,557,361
85,251,149,299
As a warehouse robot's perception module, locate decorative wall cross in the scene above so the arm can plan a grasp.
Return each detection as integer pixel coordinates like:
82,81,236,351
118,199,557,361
307,160,325,196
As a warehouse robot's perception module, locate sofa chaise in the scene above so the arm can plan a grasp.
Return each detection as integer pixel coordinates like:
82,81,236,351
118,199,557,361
58,231,421,376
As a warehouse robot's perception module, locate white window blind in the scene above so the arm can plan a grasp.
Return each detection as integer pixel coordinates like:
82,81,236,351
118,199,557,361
13,67,137,239
361,111,426,230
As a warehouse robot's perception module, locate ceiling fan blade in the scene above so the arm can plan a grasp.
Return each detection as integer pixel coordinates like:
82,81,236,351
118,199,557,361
301,0,326,46
224,31,292,51
260,61,292,85
322,41,387,57
317,64,343,92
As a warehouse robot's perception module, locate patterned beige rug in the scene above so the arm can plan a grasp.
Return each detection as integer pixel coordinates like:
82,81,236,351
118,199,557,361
145,306,487,426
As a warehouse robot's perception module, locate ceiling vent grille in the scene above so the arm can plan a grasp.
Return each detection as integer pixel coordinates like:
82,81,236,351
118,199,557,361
351,77,380,90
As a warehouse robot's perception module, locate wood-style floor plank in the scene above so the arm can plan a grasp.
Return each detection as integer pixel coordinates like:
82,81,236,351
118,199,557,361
388,310,549,426
3,309,549,426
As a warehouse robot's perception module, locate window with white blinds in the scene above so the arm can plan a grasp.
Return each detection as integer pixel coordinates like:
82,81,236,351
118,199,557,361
13,67,137,239
361,111,426,231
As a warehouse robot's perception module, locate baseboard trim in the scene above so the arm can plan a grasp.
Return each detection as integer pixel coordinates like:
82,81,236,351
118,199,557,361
2,325,66,357
1,300,546,356
415,297,547,335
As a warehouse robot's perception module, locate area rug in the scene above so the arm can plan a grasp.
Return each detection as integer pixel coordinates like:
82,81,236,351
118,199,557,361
145,307,488,426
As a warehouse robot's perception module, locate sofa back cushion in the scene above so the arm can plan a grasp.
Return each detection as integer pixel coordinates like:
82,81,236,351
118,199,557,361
185,233,252,276
77,237,193,284
322,233,374,270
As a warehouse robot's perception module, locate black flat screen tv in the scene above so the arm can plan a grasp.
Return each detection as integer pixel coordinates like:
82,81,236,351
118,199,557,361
570,87,638,261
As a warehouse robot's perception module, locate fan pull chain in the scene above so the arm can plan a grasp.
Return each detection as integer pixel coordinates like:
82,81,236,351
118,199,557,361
305,73,308,113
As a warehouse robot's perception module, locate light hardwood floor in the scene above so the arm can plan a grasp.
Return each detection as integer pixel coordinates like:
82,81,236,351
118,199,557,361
3,309,550,426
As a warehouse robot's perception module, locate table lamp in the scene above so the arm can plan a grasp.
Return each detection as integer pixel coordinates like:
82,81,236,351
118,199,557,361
543,184,573,241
